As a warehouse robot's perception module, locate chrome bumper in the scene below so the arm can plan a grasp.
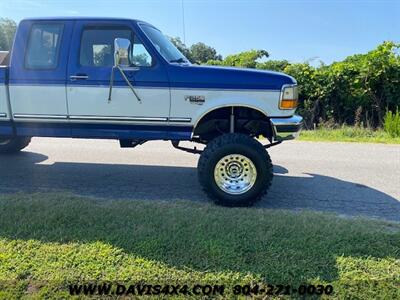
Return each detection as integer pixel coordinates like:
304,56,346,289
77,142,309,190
270,115,303,141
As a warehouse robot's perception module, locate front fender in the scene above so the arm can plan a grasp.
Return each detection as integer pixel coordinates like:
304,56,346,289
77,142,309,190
169,88,295,127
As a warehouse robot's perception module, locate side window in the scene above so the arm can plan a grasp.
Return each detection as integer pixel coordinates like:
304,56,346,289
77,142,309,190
80,27,131,67
131,35,153,67
79,26,153,67
25,23,63,69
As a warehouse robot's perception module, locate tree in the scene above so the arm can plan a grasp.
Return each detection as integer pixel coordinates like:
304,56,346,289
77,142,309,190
347,41,400,126
0,18,17,51
169,37,221,64
189,42,221,64
257,59,290,72
207,50,269,68
282,42,400,128
169,37,192,61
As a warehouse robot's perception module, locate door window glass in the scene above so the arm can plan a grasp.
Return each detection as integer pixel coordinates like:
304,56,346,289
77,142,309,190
80,26,153,67
131,35,152,67
80,27,131,67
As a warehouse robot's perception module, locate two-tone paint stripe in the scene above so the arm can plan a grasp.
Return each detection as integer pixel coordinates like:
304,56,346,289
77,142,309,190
7,81,282,92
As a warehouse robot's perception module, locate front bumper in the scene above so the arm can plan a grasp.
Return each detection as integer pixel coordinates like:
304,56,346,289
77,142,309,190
270,115,303,141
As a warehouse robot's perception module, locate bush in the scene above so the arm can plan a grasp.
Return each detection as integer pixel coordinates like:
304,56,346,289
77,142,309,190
384,109,400,137
206,41,400,129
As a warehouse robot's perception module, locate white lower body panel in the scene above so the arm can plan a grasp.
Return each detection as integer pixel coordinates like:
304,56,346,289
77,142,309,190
67,86,170,120
9,85,68,119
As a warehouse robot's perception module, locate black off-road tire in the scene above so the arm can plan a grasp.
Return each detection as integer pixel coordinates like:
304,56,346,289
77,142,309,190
198,133,273,207
0,137,31,154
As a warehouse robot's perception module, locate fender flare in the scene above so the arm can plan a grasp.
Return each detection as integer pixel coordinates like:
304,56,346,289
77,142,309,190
191,98,269,134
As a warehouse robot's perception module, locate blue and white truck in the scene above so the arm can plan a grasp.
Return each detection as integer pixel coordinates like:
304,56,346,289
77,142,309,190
0,17,302,206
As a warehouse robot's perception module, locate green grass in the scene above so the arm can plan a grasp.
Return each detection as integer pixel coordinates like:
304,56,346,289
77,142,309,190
298,126,400,144
0,193,399,299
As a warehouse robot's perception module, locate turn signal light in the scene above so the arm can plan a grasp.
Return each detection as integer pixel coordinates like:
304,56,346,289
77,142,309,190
280,99,298,109
279,85,298,110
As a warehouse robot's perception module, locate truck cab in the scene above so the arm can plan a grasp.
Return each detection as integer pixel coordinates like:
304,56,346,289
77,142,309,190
0,17,302,206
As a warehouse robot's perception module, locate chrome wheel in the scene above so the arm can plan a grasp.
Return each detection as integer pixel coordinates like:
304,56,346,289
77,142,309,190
214,154,257,195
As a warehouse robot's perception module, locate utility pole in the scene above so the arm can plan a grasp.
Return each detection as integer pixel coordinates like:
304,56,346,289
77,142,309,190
181,0,186,44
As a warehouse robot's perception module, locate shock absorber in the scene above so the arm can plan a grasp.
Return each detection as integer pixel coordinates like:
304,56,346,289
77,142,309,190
230,107,235,133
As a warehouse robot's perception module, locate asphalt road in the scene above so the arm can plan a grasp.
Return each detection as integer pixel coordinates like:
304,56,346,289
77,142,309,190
1,138,399,222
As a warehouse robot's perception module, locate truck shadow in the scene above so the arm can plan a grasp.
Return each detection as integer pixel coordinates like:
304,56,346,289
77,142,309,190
0,150,399,222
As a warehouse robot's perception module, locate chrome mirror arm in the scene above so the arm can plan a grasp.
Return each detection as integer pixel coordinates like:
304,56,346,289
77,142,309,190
117,66,142,103
108,66,116,103
108,66,142,104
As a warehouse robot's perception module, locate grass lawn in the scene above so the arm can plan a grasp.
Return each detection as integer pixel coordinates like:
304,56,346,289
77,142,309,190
298,126,400,144
0,193,399,299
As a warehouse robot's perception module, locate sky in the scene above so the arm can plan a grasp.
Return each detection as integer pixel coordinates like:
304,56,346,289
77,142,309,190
1,0,399,64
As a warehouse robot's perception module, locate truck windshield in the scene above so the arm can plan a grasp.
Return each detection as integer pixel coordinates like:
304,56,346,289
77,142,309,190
140,24,189,64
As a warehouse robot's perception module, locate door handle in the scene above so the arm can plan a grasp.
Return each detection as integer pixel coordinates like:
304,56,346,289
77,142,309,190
70,74,89,80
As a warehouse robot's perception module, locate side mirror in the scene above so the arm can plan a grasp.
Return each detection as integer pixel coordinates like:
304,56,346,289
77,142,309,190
114,38,131,67
108,38,141,103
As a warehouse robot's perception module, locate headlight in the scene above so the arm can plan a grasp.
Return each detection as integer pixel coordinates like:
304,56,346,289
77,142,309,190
279,84,298,110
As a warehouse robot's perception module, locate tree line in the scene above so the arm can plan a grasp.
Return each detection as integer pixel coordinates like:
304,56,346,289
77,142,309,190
1,18,398,129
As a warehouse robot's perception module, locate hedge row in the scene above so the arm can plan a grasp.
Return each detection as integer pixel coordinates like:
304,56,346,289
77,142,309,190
207,42,400,129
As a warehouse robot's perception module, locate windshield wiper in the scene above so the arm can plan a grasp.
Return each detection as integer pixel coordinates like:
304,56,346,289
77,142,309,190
169,58,189,64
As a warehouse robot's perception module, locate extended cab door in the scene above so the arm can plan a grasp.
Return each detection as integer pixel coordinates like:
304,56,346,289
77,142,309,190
66,20,171,139
9,20,73,136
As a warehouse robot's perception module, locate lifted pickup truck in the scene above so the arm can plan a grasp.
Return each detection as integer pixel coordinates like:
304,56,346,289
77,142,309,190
0,17,302,206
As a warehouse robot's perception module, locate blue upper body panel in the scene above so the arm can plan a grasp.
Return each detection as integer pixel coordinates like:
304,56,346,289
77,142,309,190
0,67,8,84
9,17,295,90
167,64,295,90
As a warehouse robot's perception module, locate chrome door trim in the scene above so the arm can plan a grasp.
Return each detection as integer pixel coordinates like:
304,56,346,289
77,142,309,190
12,114,192,123
70,75,89,80
169,117,192,122
69,115,168,122
13,114,68,119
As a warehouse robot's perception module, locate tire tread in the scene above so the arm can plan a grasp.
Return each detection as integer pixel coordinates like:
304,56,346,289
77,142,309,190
0,137,31,153
198,133,272,206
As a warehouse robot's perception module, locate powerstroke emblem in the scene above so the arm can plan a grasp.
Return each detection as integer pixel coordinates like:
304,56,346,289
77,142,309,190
185,95,205,105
